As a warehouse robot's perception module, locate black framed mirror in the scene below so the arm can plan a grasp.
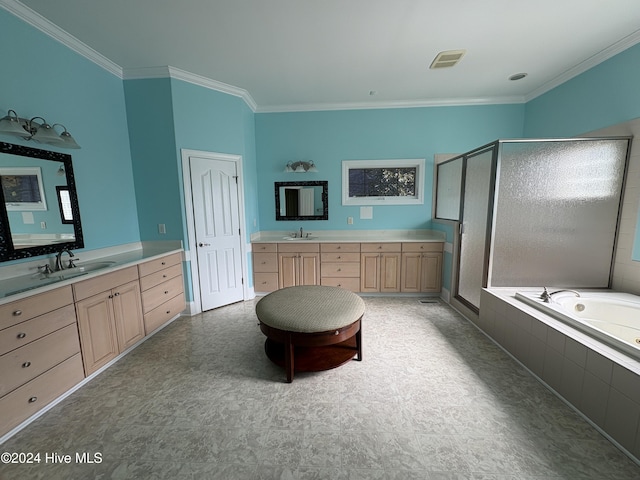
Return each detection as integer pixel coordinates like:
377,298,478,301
275,181,328,221
0,142,84,262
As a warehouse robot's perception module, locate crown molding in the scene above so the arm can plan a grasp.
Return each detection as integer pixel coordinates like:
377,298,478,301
525,28,640,102
0,0,123,78
123,66,258,112
255,95,527,113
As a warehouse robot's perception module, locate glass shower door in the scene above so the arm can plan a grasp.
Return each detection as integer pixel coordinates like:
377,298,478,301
456,145,496,311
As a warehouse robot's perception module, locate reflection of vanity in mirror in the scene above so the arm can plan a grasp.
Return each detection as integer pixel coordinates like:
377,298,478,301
0,142,83,262
275,181,328,221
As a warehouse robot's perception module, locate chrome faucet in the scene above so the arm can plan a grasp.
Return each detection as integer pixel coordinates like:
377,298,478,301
55,248,74,271
539,287,581,303
300,227,303,238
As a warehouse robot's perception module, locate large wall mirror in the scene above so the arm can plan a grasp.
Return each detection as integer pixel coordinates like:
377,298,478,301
0,142,83,262
275,181,328,221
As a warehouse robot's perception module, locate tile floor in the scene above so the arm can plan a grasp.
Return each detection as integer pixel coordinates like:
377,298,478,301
1,296,639,479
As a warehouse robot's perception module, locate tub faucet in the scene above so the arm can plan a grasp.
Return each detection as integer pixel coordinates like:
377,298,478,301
55,248,74,271
540,287,580,303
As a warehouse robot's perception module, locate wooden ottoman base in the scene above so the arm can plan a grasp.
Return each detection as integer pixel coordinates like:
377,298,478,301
259,319,362,383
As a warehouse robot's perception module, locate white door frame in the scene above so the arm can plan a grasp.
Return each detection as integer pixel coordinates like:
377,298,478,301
181,149,249,314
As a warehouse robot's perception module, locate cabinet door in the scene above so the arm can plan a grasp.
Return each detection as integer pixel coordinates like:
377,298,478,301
75,292,119,375
360,253,380,292
380,253,401,292
278,253,298,288
420,253,443,292
401,252,422,293
299,253,320,286
112,280,145,351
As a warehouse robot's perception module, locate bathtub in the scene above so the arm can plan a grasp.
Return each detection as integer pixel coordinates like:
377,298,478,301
515,290,640,360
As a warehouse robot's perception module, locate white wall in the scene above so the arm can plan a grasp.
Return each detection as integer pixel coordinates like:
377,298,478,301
588,118,640,295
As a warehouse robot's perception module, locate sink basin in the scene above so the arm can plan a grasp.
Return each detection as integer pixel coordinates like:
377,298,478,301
282,236,317,241
74,261,116,273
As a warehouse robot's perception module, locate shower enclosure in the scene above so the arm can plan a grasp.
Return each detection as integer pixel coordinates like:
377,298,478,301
436,137,631,313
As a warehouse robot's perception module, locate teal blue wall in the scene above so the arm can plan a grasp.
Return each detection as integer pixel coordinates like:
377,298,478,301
525,43,640,262
524,43,640,137
124,78,179,242
0,8,139,257
123,77,260,295
255,105,525,231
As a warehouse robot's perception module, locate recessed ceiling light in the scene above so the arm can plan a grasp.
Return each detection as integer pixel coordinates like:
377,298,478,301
430,50,466,69
509,73,528,81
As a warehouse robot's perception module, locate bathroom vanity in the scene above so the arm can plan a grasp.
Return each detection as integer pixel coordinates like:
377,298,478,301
251,231,445,294
0,246,185,439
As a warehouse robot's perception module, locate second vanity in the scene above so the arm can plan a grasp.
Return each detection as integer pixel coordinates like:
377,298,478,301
0,244,186,440
251,230,445,294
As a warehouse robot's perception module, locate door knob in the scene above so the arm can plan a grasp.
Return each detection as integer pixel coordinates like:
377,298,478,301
198,242,211,247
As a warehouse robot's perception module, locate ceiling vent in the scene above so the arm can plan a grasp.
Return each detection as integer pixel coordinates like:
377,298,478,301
429,49,466,69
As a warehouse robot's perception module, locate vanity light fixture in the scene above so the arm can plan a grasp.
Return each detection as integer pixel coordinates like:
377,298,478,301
0,109,81,149
283,160,318,173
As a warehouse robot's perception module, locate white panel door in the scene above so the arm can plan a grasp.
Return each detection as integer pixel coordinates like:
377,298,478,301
190,156,244,311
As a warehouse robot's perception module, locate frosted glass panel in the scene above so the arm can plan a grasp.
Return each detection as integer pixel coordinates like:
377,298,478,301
436,157,462,220
458,148,494,309
490,139,628,287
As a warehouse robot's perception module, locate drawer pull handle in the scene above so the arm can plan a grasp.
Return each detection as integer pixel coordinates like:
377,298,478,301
337,256,341,259
13,310,22,316
28,396,37,403
166,310,171,314
163,274,167,278
338,268,342,272
22,361,31,368
17,332,26,339
161,261,166,265
114,292,120,297
164,291,169,294
108,294,114,299
378,246,382,249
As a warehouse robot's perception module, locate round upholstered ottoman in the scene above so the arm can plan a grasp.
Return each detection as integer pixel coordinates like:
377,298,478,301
256,285,365,382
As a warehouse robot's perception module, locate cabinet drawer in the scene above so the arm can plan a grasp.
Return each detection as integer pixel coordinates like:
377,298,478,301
277,243,319,253
321,262,361,278
73,266,139,302
253,243,277,253
253,253,278,273
0,286,73,331
321,252,360,263
138,252,183,277
401,242,444,253
360,243,401,253
0,323,80,397
253,273,279,292
139,264,183,291
320,243,360,253
321,277,361,292
0,304,76,356
144,292,185,335
141,275,184,314
0,353,84,437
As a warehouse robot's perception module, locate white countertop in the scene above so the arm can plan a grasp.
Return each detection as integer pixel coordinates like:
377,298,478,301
251,229,446,244
0,242,183,304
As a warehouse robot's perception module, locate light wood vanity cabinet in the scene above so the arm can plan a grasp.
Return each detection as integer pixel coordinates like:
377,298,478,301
320,243,361,292
401,242,443,293
138,252,186,335
253,240,444,294
0,286,84,436
74,266,145,375
361,243,402,293
277,243,320,288
252,243,279,292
